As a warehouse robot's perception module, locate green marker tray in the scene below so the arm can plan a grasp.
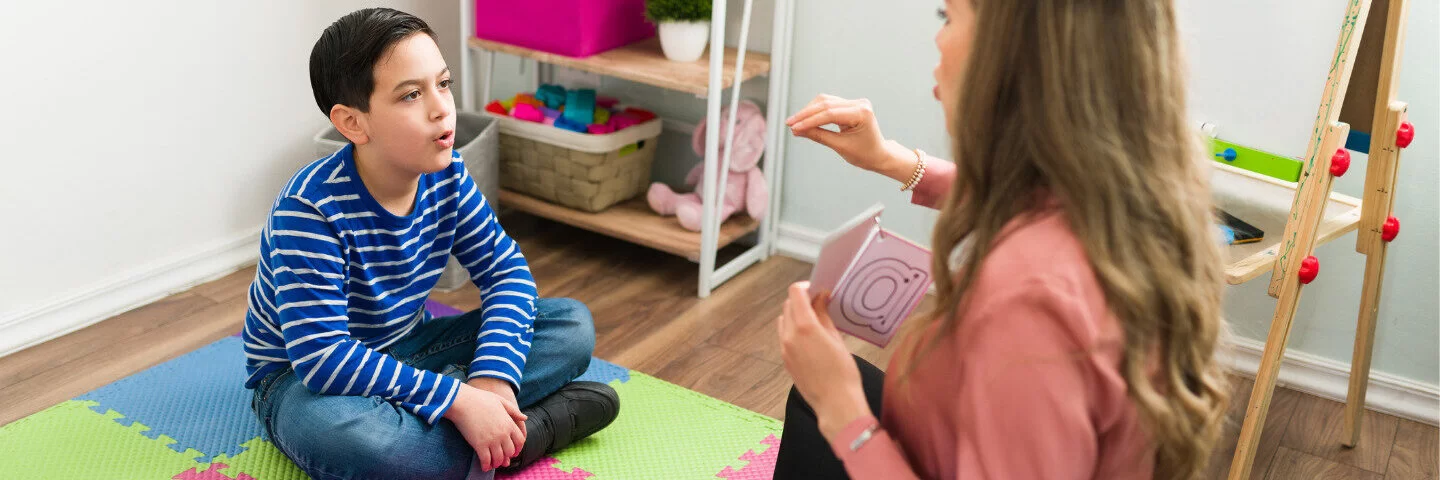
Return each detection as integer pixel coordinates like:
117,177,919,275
1210,138,1305,182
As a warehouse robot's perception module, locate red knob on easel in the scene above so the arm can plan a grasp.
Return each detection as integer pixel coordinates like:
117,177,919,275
1396,122,1415,148
1382,216,1400,242
1297,256,1320,284
1329,149,1351,177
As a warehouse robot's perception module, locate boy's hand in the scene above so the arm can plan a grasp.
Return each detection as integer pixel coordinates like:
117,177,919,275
469,377,527,440
445,383,527,471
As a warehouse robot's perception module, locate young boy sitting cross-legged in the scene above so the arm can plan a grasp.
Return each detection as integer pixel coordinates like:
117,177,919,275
241,8,618,479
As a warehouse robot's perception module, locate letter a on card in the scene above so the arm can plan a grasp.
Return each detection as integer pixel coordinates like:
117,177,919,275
809,204,933,347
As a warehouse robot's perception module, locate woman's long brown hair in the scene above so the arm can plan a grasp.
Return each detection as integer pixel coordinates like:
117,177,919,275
909,1,1229,478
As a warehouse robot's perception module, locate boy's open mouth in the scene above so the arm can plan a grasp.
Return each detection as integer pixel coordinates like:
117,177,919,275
434,130,455,148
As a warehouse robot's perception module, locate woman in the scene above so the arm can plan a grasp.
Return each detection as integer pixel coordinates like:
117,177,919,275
773,0,1229,479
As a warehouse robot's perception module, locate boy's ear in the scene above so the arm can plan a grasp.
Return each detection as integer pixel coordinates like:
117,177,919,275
329,104,370,145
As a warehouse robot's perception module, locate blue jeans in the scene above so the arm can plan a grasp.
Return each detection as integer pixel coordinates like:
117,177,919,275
250,298,596,480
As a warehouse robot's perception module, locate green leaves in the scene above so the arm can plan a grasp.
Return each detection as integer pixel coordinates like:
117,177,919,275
645,0,712,22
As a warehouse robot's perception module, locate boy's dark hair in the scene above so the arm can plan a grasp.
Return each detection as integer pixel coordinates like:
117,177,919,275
309,8,436,116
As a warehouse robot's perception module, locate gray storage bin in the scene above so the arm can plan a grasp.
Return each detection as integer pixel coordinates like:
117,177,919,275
312,112,500,292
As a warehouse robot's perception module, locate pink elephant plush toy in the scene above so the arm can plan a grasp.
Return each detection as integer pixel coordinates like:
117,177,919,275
647,100,768,231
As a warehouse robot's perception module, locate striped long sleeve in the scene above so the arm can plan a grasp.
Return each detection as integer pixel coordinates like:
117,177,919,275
241,145,537,425
450,167,537,390
267,195,460,424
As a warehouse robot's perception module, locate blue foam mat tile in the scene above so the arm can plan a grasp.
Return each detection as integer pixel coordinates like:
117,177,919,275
575,357,630,384
72,301,626,465
77,337,264,462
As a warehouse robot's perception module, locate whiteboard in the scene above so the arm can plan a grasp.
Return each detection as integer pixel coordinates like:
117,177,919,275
1178,0,1359,159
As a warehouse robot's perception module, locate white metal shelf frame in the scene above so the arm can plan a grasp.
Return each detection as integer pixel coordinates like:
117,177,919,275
456,0,796,298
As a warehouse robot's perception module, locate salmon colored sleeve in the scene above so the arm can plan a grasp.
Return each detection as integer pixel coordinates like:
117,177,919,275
909,156,956,209
830,283,1100,479
828,415,921,479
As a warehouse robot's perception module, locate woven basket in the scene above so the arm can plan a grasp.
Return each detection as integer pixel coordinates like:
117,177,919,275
491,113,663,212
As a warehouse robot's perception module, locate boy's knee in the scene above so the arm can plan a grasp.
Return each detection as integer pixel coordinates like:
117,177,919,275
279,399,467,479
543,297,593,325
542,297,596,352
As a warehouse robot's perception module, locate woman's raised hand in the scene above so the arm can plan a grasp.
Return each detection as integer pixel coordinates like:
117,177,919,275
786,94,915,182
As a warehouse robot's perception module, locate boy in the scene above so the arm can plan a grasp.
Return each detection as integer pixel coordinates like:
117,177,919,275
242,8,618,479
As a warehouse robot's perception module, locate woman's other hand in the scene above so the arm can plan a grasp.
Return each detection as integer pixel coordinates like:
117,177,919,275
777,281,871,441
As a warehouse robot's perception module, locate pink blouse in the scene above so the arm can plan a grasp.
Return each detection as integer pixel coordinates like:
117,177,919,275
827,157,1155,479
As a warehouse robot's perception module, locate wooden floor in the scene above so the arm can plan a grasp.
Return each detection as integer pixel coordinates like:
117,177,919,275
1,212,1434,479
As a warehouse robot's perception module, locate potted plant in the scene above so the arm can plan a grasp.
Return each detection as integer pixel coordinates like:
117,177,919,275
646,0,713,62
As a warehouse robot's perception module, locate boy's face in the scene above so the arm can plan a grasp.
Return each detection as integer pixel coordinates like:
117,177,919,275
352,33,456,175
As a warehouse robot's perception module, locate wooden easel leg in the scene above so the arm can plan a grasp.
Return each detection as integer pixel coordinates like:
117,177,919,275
1229,284,1306,480
1342,243,1388,446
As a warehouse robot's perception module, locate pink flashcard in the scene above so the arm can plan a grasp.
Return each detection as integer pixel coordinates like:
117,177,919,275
809,204,933,347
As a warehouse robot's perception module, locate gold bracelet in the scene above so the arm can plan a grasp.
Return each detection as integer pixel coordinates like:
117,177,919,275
900,148,927,191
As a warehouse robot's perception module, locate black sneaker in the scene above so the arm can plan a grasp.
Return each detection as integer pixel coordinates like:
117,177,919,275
503,381,619,471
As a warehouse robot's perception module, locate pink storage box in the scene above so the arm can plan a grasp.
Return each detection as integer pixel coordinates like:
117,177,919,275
474,0,656,58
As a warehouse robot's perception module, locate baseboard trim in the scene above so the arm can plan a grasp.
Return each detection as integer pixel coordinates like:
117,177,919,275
0,228,262,358
775,221,1440,425
775,222,824,263
1223,336,1439,425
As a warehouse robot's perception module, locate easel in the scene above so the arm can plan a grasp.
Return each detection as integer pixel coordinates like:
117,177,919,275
1227,0,1414,478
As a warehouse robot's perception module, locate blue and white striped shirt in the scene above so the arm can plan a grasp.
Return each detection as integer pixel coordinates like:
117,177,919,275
242,144,537,425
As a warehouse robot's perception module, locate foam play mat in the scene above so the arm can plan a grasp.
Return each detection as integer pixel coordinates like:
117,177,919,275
0,301,782,479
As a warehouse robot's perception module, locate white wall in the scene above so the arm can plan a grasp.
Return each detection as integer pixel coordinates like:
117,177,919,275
775,0,1439,394
0,0,463,355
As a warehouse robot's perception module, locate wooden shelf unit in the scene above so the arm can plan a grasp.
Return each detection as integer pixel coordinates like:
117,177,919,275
467,37,771,97
499,190,760,261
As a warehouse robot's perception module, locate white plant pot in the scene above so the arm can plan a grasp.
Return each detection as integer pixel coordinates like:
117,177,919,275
658,21,710,62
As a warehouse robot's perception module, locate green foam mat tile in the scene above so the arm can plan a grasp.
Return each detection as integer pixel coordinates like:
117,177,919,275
205,437,307,480
0,400,206,479
550,373,783,480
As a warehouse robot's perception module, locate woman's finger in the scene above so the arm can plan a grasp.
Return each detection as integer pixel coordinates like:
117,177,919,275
787,96,862,127
811,291,837,331
787,282,817,327
787,101,850,130
787,96,847,125
790,106,870,134
786,98,829,126
794,125,841,148
782,292,795,331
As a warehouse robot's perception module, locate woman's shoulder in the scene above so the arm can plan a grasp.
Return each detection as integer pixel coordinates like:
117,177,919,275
977,207,1095,293
965,206,1117,347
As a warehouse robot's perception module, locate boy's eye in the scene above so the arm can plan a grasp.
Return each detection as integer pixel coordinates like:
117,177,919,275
403,90,420,101
439,78,452,89
936,7,948,22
